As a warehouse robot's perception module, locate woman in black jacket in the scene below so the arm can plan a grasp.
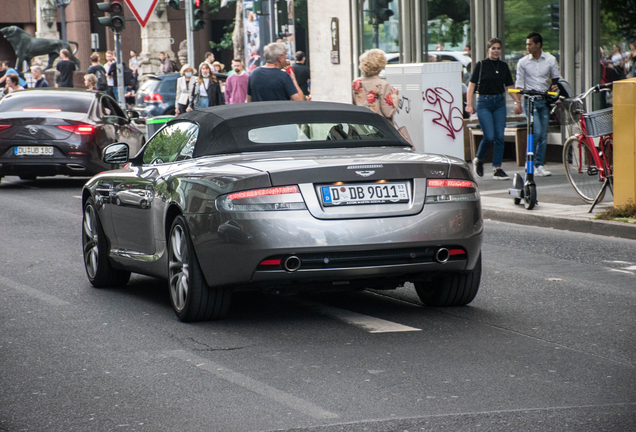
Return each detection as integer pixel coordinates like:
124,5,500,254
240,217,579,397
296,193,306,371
187,62,224,111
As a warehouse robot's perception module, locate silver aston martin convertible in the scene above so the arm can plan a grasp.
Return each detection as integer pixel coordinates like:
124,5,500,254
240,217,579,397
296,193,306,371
81,102,483,322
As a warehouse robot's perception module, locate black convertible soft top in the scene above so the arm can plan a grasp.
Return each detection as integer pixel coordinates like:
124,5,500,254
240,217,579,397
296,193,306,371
170,101,409,157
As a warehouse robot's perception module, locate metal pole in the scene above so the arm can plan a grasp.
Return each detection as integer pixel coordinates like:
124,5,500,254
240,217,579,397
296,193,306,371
185,0,195,67
115,31,126,111
60,4,68,43
268,0,275,44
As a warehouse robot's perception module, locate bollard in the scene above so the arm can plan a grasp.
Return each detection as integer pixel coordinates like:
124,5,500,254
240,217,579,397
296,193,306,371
612,78,636,206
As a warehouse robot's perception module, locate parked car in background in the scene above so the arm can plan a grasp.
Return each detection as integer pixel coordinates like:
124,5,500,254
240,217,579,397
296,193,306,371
381,51,471,79
81,102,483,322
134,73,179,119
134,72,229,120
0,89,145,182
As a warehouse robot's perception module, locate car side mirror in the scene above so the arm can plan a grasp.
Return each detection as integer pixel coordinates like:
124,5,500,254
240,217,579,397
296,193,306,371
127,110,140,119
103,143,130,164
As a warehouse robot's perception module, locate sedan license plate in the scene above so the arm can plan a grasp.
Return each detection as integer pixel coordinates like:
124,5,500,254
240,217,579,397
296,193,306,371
321,182,409,206
14,146,54,156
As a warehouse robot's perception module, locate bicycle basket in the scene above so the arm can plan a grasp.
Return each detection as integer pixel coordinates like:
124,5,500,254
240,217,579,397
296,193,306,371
554,98,585,126
583,107,613,137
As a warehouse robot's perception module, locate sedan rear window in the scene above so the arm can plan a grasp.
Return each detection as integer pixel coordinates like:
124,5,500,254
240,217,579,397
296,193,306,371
247,123,385,143
0,93,92,113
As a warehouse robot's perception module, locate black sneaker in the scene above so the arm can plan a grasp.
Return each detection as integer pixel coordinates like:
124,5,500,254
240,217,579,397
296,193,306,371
493,168,510,180
472,157,484,178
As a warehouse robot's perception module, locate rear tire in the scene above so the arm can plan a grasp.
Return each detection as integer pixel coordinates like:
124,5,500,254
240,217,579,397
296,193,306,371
82,198,131,287
168,216,231,322
414,254,481,307
563,136,605,203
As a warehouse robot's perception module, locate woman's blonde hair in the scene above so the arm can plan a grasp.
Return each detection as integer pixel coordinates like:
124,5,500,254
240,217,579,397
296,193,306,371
359,49,387,77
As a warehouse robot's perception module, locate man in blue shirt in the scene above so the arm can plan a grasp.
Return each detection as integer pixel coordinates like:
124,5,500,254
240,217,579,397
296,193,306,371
247,43,303,102
0,61,27,87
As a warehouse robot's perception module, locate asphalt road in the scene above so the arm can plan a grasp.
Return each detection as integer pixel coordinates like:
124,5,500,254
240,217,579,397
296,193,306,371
1,176,635,432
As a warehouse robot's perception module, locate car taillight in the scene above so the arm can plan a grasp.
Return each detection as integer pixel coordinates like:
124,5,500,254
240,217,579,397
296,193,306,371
217,186,307,212
57,125,96,135
0,124,11,131
144,93,163,103
426,179,479,203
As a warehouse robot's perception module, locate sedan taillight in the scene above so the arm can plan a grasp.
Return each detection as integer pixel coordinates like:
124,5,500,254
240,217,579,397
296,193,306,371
144,93,163,103
217,186,307,212
0,124,11,131
57,125,96,135
426,179,479,203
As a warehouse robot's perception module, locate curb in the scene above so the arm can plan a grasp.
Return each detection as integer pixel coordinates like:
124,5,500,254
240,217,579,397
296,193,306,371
482,207,636,240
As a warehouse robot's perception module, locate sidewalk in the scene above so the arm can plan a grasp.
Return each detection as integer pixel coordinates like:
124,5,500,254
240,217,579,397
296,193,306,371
475,161,636,240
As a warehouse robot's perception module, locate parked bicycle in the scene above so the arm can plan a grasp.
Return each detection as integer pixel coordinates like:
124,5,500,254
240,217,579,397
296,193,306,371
555,84,613,211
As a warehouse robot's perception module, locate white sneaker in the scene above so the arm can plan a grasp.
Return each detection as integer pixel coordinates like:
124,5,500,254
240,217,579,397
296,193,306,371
535,165,552,177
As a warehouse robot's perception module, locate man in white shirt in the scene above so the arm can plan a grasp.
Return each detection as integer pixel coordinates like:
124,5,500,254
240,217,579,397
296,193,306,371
514,32,561,176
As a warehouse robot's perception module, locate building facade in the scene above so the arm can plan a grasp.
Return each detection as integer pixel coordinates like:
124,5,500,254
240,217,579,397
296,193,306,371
309,0,606,108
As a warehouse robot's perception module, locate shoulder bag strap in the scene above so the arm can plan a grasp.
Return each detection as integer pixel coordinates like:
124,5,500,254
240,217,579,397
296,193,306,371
476,60,483,94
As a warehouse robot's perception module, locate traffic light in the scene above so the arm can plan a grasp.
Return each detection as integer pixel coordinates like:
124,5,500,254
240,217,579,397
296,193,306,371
276,0,288,36
375,0,394,25
550,2,559,31
253,0,264,15
97,0,125,32
192,0,204,31
168,0,180,10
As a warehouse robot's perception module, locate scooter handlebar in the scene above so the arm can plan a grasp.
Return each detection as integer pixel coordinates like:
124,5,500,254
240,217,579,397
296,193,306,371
508,89,559,97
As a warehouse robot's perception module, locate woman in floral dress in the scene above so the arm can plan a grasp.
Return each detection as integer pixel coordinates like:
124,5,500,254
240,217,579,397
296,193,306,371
352,49,399,122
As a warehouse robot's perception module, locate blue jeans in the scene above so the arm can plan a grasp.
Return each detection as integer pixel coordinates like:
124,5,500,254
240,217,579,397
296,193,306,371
198,96,209,109
476,93,507,167
524,98,549,167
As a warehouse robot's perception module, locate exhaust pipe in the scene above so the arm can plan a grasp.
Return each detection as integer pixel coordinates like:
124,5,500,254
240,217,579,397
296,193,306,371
283,255,301,272
435,248,450,264
66,164,86,171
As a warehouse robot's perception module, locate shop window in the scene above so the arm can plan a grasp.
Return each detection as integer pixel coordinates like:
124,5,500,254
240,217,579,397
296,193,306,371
426,0,471,54
359,0,400,54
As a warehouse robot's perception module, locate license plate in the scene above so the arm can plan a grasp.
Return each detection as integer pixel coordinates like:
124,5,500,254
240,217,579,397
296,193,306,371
14,146,54,156
321,182,410,206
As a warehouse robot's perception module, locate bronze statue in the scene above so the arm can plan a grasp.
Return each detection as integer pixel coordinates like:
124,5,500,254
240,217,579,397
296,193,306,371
0,26,81,72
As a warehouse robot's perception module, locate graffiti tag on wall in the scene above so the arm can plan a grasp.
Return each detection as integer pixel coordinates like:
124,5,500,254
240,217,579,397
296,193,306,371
423,87,463,140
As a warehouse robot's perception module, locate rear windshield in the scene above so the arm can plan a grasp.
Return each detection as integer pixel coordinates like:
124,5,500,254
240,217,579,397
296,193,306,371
247,123,385,143
139,79,160,93
0,92,93,113
159,78,177,93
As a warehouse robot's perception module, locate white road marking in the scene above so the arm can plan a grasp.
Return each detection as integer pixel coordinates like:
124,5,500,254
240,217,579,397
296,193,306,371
0,275,69,306
610,269,635,275
297,300,421,333
604,260,634,265
166,350,338,419
622,265,636,271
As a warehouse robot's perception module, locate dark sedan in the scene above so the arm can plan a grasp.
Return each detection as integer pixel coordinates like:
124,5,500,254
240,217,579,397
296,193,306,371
82,102,483,322
0,89,145,182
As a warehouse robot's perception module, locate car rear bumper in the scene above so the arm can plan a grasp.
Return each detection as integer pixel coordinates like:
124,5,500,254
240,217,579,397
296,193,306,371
0,155,109,177
186,201,483,289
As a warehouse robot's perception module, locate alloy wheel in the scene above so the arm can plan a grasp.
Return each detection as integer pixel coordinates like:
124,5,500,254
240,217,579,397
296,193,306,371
169,224,189,313
83,205,99,279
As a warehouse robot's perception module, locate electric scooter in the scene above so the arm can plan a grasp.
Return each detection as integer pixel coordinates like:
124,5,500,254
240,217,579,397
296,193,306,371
507,88,558,210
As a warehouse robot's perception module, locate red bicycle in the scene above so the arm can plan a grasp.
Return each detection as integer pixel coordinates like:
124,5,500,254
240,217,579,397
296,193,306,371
558,84,613,211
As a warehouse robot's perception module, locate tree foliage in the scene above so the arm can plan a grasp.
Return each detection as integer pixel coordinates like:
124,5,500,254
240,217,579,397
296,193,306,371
600,0,636,43
504,0,559,54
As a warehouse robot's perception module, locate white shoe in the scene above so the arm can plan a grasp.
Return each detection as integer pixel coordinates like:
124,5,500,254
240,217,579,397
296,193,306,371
535,165,552,176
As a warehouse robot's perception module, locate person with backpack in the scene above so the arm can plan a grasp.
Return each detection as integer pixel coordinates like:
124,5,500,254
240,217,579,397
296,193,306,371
87,53,108,92
108,59,133,103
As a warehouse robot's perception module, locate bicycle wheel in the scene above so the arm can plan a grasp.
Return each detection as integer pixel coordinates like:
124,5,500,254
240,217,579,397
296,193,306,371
563,136,605,204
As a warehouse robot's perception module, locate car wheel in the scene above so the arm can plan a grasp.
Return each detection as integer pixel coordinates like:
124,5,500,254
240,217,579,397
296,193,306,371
168,215,231,322
82,198,131,287
414,253,481,307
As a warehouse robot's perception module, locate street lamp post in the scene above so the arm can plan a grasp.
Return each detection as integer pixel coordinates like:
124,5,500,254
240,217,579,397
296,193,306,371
55,0,72,43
